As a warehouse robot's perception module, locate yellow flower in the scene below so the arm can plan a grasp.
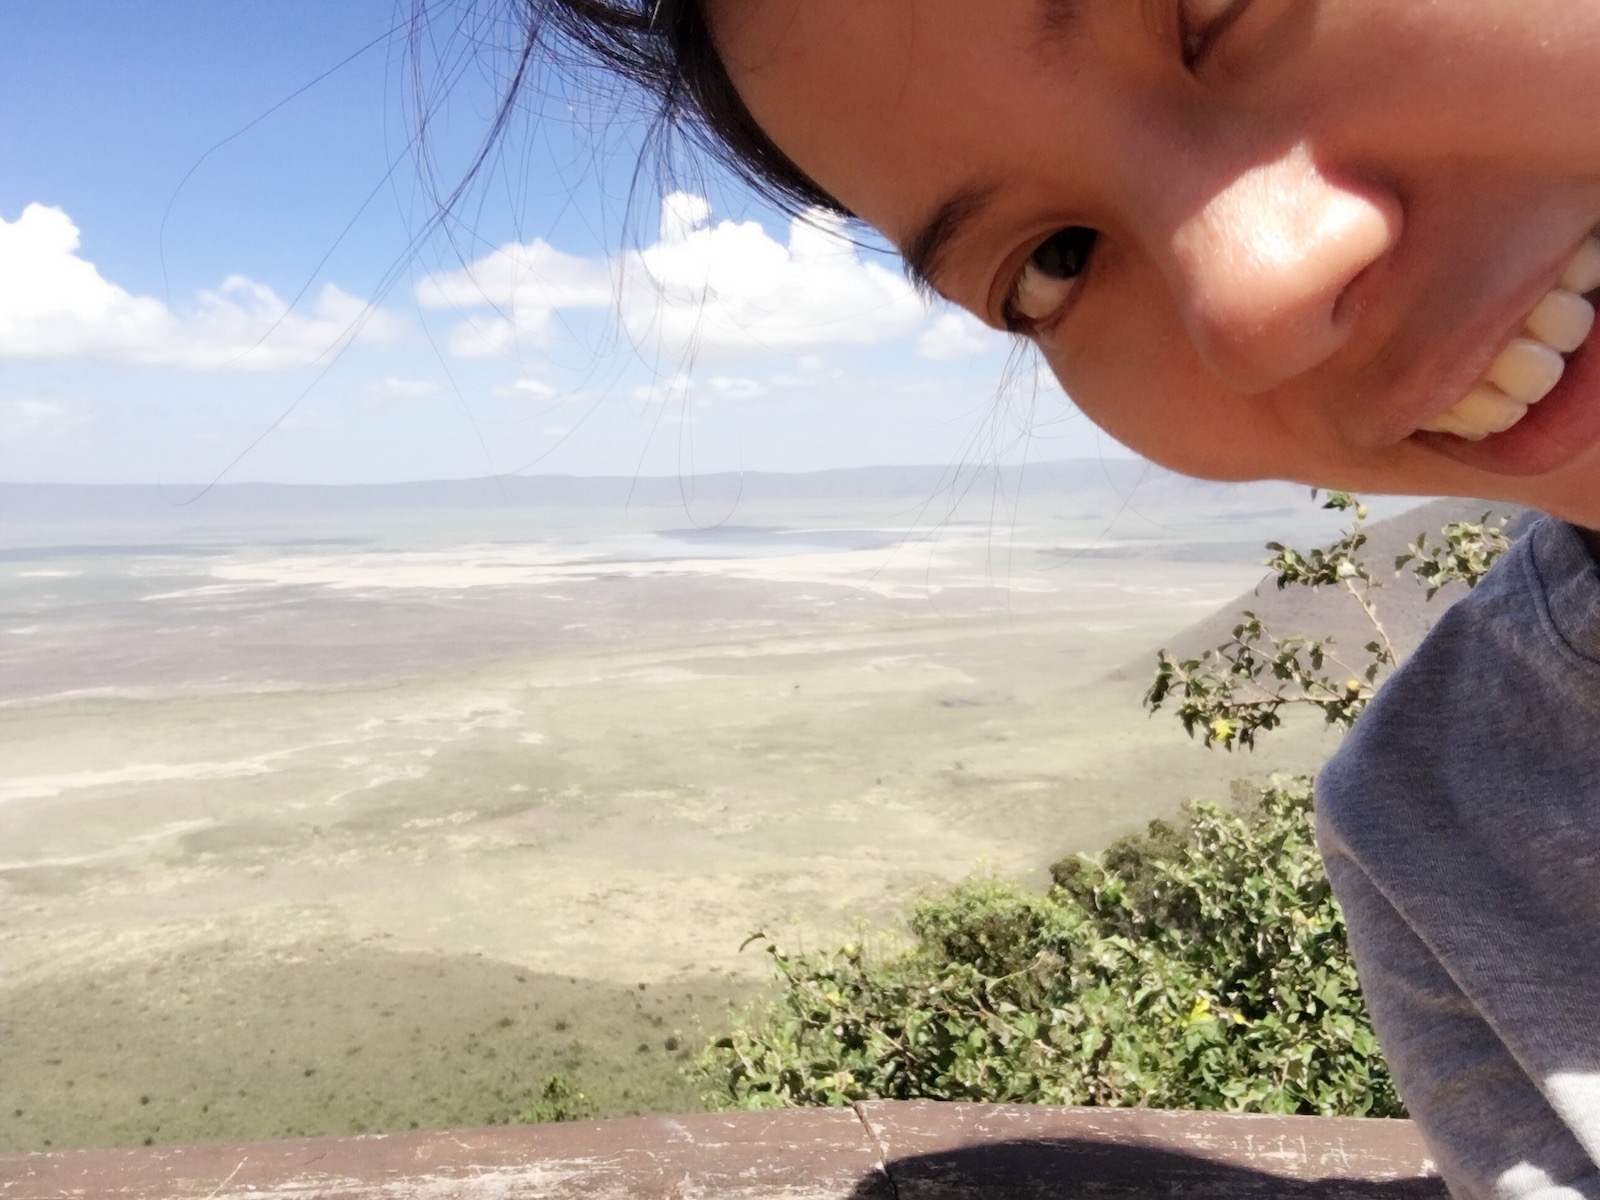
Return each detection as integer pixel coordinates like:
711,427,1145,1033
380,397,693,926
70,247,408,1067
1187,995,1212,1024
1210,718,1235,742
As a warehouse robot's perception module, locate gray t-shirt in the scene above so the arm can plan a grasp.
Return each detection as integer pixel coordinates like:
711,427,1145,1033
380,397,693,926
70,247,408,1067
1318,517,1600,1199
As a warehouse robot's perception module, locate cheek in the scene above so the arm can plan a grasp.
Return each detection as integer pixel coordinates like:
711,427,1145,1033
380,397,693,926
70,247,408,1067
1041,351,1240,481
1038,292,1289,482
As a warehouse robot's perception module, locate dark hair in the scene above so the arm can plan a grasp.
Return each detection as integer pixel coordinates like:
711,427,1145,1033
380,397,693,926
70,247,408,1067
524,0,848,219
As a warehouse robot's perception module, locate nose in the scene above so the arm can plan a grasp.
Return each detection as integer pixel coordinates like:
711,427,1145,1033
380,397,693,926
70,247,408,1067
1163,143,1399,394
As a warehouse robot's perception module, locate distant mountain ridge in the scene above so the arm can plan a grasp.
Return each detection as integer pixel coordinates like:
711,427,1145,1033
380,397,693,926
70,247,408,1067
2,460,1389,525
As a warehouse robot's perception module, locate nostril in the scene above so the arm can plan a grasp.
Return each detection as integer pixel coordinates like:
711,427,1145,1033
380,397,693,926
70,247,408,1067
1331,256,1382,330
1171,149,1400,393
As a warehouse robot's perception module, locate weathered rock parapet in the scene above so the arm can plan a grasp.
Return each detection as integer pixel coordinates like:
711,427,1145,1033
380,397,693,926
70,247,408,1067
0,1101,1445,1199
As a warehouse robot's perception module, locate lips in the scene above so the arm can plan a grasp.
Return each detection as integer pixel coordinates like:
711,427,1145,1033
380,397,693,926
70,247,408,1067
1419,235,1600,440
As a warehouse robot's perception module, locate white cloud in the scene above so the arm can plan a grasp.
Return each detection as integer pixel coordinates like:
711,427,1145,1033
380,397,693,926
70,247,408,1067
446,316,521,359
0,204,403,371
415,238,614,312
506,378,558,400
706,375,764,399
619,197,929,360
0,398,87,440
416,193,933,364
417,237,614,357
366,376,440,401
918,310,1011,360
616,367,771,414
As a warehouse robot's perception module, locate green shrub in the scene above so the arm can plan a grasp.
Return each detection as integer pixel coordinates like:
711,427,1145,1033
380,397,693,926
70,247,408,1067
695,777,1401,1117
517,1074,597,1123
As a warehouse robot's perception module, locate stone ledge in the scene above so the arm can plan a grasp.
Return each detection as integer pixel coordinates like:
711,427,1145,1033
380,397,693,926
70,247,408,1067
0,1102,1446,1200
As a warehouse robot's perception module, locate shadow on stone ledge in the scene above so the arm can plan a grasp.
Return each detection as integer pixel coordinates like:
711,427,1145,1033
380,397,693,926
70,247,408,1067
853,1136,1448,1200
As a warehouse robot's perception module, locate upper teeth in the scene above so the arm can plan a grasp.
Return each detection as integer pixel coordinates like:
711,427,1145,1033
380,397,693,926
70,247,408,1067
1422,236,1600,440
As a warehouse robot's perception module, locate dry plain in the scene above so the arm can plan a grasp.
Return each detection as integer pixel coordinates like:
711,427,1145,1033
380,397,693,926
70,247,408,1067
0,466,1406,1150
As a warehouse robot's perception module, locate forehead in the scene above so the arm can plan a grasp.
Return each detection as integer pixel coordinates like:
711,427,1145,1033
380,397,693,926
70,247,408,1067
709,0,1093,240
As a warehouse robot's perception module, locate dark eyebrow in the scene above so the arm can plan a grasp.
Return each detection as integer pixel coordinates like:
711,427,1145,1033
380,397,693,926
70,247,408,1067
899,0,1079,297
899,181,1001,300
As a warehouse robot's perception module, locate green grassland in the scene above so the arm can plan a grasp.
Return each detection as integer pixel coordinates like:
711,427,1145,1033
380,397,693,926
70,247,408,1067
1,933,752,1152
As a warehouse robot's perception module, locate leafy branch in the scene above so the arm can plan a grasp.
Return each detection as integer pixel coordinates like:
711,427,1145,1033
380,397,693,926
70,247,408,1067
1145,493,1509,750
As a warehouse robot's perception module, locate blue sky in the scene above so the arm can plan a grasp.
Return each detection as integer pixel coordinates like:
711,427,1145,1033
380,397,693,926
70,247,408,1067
0,1,1124,484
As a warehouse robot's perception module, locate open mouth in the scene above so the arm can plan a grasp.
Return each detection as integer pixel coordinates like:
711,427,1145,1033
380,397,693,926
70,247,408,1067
1420,236,1600,441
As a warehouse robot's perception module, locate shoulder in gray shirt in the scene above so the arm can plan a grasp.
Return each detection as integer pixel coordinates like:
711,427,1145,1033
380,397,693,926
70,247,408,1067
1318,517,1600,1199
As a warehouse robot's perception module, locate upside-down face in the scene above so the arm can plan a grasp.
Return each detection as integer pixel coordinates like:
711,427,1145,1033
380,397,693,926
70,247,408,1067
709,0,1600,525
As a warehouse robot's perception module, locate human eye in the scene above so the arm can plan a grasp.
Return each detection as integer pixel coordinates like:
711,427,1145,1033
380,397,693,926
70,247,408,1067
1178,0,1252,68
1001,226,1099,333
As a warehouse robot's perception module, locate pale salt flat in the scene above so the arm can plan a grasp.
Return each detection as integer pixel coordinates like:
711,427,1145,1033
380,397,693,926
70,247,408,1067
0,481,1377,992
